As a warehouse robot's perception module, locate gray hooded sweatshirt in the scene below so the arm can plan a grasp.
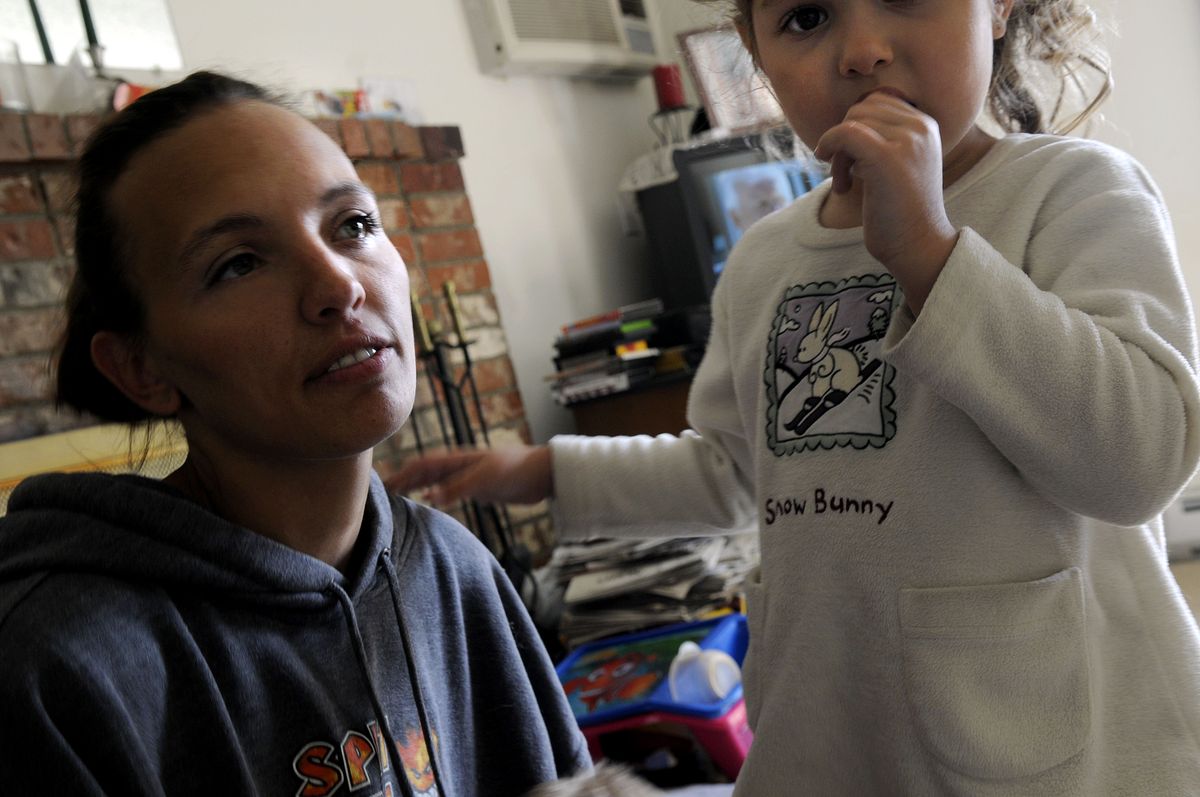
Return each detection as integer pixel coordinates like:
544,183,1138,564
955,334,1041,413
0,471,589,796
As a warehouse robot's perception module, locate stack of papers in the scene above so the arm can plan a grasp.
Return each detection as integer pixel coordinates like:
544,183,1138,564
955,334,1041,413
543,534,760,649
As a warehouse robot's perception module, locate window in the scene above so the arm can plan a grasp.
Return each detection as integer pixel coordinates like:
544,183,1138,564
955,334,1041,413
0,0,181,71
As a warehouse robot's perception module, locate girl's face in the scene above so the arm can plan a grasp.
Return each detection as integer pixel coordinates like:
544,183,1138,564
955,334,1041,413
106,101,416,464
747,0,1011,177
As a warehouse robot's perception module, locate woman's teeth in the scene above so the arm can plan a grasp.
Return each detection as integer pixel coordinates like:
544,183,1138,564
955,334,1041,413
327,347,378,373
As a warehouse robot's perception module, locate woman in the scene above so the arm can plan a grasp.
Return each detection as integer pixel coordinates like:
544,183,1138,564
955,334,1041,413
0,71,590,797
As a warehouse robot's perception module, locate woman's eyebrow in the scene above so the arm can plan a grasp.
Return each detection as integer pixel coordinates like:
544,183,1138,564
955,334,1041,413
178,212,263,266
177,183,375,266
320,181,376,207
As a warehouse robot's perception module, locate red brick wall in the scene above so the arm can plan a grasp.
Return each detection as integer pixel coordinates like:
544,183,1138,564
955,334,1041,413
0,109,554,555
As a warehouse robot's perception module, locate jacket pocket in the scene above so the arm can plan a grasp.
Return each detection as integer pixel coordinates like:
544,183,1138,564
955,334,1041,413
741,565,765,730
898,567,1090,780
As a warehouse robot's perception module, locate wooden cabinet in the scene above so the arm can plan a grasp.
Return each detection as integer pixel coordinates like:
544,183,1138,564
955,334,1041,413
569,374,692,437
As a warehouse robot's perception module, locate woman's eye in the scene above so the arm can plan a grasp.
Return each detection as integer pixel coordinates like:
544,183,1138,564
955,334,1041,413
210,252,261,284
335,213,380,241
782,5,828,33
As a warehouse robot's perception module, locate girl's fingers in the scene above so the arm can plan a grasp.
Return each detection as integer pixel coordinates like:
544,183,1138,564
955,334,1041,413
830,151,854,194
844,92,921,119
816,118,885,167
429,469,481,505
816,110,929,193
818,93,930,162
816,123,863,194
385,450,485,492
387,445,552,506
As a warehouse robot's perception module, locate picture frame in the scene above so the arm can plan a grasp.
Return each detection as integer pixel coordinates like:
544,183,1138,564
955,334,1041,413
677,24,783,134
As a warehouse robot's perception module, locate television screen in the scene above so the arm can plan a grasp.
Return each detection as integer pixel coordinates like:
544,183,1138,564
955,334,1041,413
636,136,826,311
704,160,821,276
673,139,825,282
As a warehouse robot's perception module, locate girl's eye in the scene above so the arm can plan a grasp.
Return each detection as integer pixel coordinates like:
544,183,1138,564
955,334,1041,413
334,213,381,241
782,5,829,33
209,252,261,285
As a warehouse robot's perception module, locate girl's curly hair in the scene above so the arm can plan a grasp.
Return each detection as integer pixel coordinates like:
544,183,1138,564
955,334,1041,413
989,0,1111,134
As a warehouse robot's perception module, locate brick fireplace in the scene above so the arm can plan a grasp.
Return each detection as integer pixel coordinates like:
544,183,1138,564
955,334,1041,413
0,109,554,555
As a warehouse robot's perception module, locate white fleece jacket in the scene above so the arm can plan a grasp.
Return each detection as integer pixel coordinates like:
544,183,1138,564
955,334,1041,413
550,134,1200,795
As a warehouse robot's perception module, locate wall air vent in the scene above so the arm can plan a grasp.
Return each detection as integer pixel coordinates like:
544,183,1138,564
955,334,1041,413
462,0,658,80
508,0,620,43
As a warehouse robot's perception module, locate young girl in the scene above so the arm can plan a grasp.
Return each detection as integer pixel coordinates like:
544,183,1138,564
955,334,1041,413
392,0,1200,793
0,72,590,796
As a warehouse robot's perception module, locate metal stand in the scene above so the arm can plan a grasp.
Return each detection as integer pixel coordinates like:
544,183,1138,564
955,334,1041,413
410,283,538,612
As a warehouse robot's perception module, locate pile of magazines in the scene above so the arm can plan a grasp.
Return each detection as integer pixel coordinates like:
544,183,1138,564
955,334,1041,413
539,534,760,650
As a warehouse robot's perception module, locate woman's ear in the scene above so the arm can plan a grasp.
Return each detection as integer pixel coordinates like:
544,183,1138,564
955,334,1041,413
90,331,182,417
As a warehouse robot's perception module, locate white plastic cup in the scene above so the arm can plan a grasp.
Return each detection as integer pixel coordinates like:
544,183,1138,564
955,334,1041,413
668,640,742,704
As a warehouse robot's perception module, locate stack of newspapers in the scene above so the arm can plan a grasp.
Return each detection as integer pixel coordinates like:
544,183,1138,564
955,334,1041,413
543,534,760,650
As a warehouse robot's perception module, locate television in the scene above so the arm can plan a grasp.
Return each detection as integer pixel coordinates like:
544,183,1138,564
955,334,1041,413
635,135,826,311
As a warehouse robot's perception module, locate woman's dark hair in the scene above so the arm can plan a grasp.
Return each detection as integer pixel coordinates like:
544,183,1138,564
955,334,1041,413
56,70,282,422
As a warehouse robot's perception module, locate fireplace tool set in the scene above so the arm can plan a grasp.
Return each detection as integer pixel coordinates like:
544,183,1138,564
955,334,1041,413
409,282,538,611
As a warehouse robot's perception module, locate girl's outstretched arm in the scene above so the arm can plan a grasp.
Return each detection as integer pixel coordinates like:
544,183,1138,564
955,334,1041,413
386,445,553,506
390,279,758,542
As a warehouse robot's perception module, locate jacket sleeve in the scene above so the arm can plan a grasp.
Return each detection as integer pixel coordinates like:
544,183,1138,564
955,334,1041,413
0,637,159,796
551,282,758,541
882,148,1200,526
488,558,593,779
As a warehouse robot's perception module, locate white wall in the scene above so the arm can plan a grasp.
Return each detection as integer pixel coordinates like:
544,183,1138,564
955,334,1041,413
1087,0,1200,317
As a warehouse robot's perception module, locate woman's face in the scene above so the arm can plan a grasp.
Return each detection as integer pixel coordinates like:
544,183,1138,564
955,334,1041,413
107,101,416,463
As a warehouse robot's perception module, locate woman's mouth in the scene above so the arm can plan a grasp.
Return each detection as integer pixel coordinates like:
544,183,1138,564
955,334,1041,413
307,342,394,386
326,347,379,374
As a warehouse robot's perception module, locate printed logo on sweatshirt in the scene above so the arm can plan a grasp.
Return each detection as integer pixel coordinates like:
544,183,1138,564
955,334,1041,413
292,719,440,796
763,487,894,526
764,275,899,454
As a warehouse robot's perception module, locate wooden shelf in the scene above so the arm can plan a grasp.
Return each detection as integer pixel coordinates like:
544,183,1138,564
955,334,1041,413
569,374,693,437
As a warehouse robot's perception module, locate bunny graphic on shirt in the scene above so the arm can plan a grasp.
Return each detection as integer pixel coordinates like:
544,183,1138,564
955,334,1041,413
766,277,900,452
793,300,862,412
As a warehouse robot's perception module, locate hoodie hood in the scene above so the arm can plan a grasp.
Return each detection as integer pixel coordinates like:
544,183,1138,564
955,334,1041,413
0,470,401,611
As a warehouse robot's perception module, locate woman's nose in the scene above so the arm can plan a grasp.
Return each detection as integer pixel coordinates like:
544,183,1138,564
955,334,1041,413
299,242,366,323
838,13,893,76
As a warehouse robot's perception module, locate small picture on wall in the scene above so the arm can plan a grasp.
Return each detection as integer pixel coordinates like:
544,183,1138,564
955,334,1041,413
678,24,783,133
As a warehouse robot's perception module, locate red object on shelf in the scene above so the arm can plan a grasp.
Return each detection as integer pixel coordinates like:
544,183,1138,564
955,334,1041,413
652,64,686,111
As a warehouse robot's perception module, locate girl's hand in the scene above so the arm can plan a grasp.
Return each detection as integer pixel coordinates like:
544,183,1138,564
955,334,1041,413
384,445,553,506
814,92,958,313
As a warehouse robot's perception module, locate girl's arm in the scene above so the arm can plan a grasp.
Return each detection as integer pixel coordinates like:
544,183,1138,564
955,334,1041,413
388,285,758,541
883,143,1200,526
550,284,757,541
